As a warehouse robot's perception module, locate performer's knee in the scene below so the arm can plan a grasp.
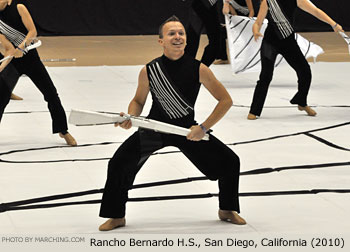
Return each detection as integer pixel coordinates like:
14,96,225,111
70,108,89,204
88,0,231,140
43,91,61,103
231,153,240,173
107,157,125,176
221,152,240,177
208,34,220,46
258,68,274,86
299,65,312,84
256,78,272,90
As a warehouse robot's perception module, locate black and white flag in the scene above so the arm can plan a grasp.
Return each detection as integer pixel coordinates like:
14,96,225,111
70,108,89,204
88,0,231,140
225,15,324,74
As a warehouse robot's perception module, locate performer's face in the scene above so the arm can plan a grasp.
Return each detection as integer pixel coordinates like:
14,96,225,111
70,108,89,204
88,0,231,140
159,21,186,55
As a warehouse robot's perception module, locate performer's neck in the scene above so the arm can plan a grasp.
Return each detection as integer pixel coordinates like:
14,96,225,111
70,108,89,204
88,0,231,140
163,51,184,61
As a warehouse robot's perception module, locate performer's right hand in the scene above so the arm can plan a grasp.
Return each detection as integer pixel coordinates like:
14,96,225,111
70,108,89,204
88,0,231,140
115,112,132,129
253,32,263,42
333,24,344,33
252,23,263,42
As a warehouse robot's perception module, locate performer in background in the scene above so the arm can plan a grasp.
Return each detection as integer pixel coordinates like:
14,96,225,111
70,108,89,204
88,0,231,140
213,0,229,65
215,0,255,64
185,0,222,66
0,0,76,146
99,15,246,231
247,0,343,120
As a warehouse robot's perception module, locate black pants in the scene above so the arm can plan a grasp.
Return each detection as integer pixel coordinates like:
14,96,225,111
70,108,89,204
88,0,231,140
216,25,228,61
249,34,312,116
0,64,19,122
185,0,221,66
0,82,12,122
99,129,241,218
216,0,228,61
0,49,68,133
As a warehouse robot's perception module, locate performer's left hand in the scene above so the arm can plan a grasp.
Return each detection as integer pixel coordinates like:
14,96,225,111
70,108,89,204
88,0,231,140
253,32,263,41
115,112,132,129
187,125,205,141
14,48,24,58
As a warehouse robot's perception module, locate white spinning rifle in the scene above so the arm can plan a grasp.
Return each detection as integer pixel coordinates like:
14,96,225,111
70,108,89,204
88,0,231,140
69,109,210,141
0,38,42,63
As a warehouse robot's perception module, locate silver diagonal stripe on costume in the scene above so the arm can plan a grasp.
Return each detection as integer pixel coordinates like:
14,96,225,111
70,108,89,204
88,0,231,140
267,0,293,39
148,62,193,119
0,20,26,47
208,0,218,6
148,65,179,119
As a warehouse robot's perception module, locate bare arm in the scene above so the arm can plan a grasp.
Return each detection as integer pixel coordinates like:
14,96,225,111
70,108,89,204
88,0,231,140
187,63,233,141
252,0,268,41
229,4,237,15
223,0,253,16
223,1,230,15
245,0,254,17
223,1,237,15
0,34,16,72
117,66,150,129
14,4,37,57
297,0,343,32
128,66,149,116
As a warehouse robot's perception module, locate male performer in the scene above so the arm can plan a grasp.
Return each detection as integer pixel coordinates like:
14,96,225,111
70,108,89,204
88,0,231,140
99,16,246,231
0,0,76,146
247,0,343,120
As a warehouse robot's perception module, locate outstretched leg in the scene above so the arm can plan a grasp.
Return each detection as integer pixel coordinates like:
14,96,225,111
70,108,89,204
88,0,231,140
280,36,315,116
11,50,76,140
0,64,20,122
169,134,246,225
249,40,278,118
0,82,12,123
99,130,163,231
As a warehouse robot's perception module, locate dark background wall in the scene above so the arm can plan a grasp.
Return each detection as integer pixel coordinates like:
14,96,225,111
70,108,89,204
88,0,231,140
26,0,349,36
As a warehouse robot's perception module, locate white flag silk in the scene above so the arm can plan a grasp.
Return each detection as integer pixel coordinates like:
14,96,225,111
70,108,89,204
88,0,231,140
225,15,324,74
